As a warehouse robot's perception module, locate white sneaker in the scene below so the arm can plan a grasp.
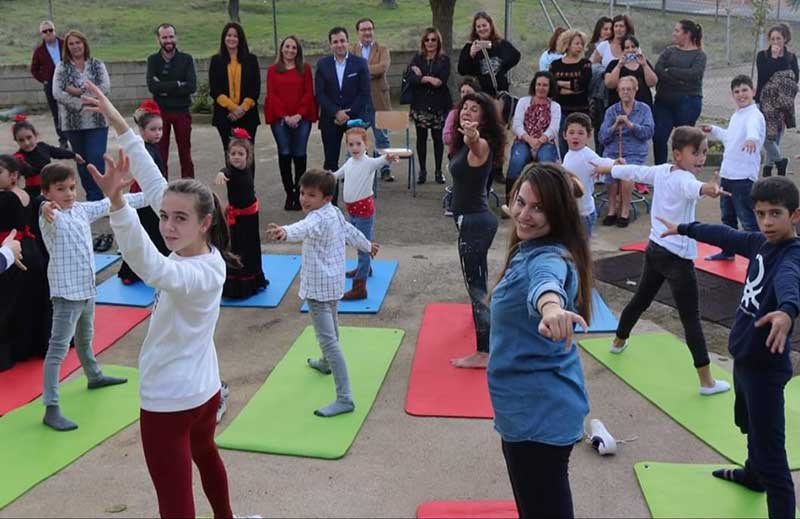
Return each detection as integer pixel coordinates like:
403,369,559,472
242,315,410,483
216,382,230,423
609,340,628,354
699,379,731,396
234,515,262,519
589,419,617,455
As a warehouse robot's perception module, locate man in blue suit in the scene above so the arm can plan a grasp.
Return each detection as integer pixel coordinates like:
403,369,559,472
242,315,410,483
315,26,372,177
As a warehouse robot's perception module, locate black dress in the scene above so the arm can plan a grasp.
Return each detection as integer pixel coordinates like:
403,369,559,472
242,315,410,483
117,142,170,284
0,190,51,371
222,165,268,298
16,142,77,199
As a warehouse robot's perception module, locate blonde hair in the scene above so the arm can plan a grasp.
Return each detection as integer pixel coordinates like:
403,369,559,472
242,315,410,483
345,127,369,147
556,29,586,55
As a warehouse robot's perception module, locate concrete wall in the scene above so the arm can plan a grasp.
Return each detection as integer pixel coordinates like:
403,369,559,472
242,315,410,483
0,50,427,110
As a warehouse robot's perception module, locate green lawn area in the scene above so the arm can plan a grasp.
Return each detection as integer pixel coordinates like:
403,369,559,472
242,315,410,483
2,0,757,68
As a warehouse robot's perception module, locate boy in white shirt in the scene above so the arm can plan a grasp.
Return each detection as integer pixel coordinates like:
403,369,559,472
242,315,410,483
268,170,379,417
701,74,765,260
331,127,397,300
594,126,732,395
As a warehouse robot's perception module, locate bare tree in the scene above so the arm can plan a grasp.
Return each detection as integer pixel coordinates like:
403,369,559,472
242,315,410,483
228,0,240,22
430,0,457,57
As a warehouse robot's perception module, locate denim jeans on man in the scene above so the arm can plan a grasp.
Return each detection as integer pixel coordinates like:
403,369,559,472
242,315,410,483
348,213,374,281
365,105,391,174
307,299,352,403
507,141,560,180
65,127,108,201
270,119,312,157
764,126,784,165
719,178,758,256
43,297,103,406
583,211,597,239
652,95,702,165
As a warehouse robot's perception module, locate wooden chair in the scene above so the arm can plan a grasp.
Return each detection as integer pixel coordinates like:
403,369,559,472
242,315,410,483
375,111,417,197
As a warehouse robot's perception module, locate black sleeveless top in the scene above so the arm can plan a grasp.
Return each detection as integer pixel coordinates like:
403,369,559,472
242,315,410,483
449,146,492,215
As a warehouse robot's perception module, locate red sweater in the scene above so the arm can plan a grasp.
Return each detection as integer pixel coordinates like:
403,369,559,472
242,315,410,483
30,38,63,83
264,63,318,124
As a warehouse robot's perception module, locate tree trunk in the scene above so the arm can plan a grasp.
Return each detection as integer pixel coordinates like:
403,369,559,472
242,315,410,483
430,0,456,58
228,0,240,22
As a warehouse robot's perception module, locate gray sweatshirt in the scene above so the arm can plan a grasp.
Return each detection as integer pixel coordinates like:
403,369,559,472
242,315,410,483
655,47,706,98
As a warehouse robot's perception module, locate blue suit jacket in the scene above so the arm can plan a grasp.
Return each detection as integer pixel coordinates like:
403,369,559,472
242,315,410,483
0,248,9,274
314,54,372,125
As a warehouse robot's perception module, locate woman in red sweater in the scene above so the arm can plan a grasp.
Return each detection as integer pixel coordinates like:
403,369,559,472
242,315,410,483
264,35,318,210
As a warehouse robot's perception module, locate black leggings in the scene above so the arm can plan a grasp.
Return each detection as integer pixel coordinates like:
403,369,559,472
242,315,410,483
616,241,710,368
455,211,497,353
415,125,444,174
502,440,575,519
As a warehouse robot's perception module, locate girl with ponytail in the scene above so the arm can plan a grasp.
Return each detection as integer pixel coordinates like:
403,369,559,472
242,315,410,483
80,80,255,519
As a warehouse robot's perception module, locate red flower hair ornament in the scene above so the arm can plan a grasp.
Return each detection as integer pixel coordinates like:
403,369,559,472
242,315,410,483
138,99,162,115
231,127,251,140
14,114,27,122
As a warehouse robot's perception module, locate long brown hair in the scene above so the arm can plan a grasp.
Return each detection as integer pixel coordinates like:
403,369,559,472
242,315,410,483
419,27,443,57
275,35,305,74
63,30,91,61
451,92,506,168
165,179,241,268
469,11,500,43
494,164,593,322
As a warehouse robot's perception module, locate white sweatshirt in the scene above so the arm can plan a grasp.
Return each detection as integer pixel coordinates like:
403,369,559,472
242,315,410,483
333,155,389,203
111,129,223,412
709,103,765,181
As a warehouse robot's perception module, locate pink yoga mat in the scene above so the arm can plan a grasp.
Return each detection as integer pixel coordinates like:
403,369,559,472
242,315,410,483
0,305,149,415
417,500,518,518
620,240,748,284
405,303,493,419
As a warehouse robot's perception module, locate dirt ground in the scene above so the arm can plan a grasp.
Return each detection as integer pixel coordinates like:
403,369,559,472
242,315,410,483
1,99,800,517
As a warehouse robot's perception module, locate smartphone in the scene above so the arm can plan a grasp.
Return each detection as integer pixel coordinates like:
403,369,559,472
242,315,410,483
624,53,638,63
477,40,492,49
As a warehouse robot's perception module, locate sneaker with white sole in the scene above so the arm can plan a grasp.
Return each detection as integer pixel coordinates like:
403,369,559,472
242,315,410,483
609,340,628,354
589,418,617,455
699,379,731,396
216,382,230,423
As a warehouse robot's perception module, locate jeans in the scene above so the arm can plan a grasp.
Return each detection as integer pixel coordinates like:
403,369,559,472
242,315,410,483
43,297,102,406
65,127,108,201
507,141,560,180
159,111,195,179
583,211,597,239
307,299,352,402
270,119,312,157
43,81,66,144
719,178,758,256
733,361,795,519
653,95,703,165
365,105,391,173
764,126,784,164
616,241,710,368
349,213,374,280
502,440,575,519
140,391,233,519
455,211,498,353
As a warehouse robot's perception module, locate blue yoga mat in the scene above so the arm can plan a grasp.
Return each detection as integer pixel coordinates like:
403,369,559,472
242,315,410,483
95,277,155,307
576,289,618,333
93,254,120,274
300,259,398,314
222,255,301,308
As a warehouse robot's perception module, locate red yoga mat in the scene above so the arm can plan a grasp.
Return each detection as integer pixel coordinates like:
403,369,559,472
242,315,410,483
620,240,748,284
0,305,149,416
417,501,518,519
405,303,493,419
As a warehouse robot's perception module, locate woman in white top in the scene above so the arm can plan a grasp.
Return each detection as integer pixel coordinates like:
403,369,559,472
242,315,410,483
81,81,253,519
591,14,634,68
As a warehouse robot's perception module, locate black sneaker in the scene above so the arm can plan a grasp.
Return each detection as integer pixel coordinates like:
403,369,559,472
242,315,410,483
380,170,395,182
94,233,114,253
602,215,617,226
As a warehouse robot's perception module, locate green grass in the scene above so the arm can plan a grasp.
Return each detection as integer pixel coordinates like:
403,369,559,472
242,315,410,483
2,0,757,67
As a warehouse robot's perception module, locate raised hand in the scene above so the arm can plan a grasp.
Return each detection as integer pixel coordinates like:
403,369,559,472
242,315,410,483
214,172,229,186
74,153,85,164
87,149,134,210
656,216,680,237
81,80,129,135
266,223,286,241
1,229,26,271
41,201,61,224
538,305,588,351
755,310,793,354
458,120,480,142
701,171,731,199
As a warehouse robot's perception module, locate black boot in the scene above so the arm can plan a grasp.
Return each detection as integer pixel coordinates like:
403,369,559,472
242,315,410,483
278,155,294,210
435,171,445,184
762,164,773,177
775,158,789,176
292,156,307,210
417,170,427,185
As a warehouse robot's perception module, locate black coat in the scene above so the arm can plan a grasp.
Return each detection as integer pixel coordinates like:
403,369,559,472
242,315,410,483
209,52,261,129
408,53,452,115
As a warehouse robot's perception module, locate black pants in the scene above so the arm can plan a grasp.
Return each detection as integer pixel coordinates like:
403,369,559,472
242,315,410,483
502,440,575,519
415,125,444,175
455,211,497,353
616,241,710,368
734,361,795,519
43,81,66,144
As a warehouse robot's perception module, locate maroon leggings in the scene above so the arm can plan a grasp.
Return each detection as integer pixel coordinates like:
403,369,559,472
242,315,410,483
140,391,232,519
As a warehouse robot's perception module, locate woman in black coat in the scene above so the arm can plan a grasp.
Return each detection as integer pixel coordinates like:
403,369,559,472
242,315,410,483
408,28,452,184
209,22,261,154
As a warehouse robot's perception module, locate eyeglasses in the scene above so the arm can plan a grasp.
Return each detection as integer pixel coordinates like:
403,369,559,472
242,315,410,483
41,28,54,34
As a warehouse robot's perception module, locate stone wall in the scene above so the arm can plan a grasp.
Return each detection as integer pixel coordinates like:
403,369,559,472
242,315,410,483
0,49,428,110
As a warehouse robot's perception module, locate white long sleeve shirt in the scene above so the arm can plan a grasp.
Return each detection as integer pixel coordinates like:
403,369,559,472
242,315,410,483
562,146,613,216
40,192,146,301
612,164,704,259
114,128,223,412
333,155,389,204
283,202,372,301
512,96,561,142
709,103,765,181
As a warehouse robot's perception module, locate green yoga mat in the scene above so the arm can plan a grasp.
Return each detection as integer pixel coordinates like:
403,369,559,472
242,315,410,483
0,365,139,510
216,326,404,459
635,462,799,518
580,333,800,468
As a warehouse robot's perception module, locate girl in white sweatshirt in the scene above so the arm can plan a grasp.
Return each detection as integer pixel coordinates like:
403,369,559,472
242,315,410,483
81,81,244,519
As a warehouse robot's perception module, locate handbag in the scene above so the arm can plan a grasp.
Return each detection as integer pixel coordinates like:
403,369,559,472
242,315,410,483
400,66,414,105
481,45,518,127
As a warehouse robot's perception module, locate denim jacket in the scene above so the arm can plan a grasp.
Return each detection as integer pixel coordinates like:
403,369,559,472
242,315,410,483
487,240,590,445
